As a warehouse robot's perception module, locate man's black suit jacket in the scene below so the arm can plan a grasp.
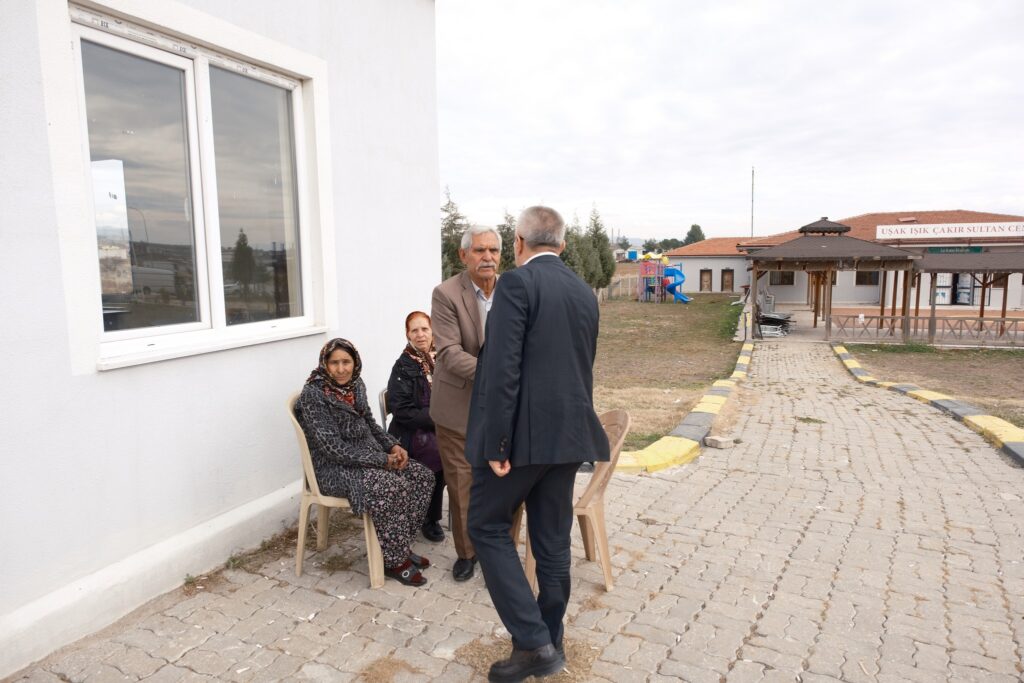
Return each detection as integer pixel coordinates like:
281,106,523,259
465,254,610,467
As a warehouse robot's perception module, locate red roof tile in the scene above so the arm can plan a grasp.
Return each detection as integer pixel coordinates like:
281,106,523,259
740,210,1024,249
664,237,748,257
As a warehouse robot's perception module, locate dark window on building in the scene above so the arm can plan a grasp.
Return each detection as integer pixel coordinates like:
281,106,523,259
855,271,880,286
769,271,794,286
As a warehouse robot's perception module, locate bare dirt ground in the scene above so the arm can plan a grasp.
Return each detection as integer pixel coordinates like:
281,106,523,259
593,294,743,449
846,344,1024,428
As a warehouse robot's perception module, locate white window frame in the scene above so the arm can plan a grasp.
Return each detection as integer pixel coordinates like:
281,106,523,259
64,3,332,371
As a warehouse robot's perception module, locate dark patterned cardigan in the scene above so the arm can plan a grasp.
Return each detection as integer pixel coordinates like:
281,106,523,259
295,378,398,515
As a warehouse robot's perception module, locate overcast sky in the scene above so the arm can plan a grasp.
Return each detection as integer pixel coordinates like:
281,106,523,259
436,0,1024,240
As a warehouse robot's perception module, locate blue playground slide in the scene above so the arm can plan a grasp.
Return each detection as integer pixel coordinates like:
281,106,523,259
663,267,691,303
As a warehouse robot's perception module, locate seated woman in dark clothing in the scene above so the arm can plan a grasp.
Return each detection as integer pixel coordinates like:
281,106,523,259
387,311,446,543
296,337,434,586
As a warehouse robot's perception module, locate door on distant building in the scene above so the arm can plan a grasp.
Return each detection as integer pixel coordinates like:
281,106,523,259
700,269,712,292
721,269,734,292
952,273,974,305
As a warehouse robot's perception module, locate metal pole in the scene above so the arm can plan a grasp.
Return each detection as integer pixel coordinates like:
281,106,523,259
750,166,755,238
878,270,887,330
901,268,912,343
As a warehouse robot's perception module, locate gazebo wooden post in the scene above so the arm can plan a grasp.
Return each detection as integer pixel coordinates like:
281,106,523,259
999,275,1009,337
890,269,900,327
978,274,989,319
878,270,887,330
928,274,938,344
825,268,833,341
901,267,912,343
914,273,922,316
812,272,819,328
751,264,759,339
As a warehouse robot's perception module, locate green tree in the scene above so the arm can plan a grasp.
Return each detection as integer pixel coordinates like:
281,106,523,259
683,224,706,245
642,238,659,253
658,237,684,251
231,229,256,298
586,207,616,289
616,235,631,250
496,210,517,272
560,215,598,285
440,188,469,279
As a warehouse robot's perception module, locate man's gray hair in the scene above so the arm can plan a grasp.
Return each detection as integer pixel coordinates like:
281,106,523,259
517,206,565,248
460,224,502,251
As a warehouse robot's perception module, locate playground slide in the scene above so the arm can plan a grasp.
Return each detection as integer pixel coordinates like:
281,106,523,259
663,267,691,303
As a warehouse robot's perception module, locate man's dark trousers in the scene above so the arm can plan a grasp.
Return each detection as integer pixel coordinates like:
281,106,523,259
468,462,581,650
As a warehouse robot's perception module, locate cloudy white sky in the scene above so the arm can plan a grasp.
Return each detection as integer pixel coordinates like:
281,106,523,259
435,0,1024,240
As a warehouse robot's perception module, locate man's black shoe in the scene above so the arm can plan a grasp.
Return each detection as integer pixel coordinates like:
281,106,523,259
487,643,565,682
421,521,445,543
453,556,477,582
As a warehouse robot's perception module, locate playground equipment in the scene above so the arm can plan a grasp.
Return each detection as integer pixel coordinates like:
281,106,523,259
637,254,666,302
663,266,691,303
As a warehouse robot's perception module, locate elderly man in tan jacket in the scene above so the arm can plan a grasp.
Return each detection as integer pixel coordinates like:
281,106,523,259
430,225,501,581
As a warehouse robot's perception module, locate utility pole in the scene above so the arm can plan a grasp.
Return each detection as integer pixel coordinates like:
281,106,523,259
750,166,755,238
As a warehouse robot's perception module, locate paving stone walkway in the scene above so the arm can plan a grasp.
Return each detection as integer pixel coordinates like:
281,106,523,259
9,342,1024,682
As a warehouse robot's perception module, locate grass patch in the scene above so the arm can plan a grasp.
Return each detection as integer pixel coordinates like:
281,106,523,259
852,342,936,354
594,295,742,442
797,416,826,424
847,346,1024,428
357,656,420,682
454,636,598,682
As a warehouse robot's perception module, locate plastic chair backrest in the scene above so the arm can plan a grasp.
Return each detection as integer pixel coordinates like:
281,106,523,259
288,392,324,499
378,389,390,430
576,409,631,509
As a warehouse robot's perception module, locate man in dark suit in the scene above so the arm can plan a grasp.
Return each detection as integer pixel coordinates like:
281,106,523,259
466,206,610,682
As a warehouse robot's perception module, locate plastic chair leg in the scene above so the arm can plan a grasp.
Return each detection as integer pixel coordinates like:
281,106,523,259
296,499,310,577
590,505,614,591
362,513,385,589
316,505,330,551
577,510,597,561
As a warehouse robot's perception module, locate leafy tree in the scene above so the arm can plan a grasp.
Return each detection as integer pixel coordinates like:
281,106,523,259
231,229,256,297
658,238,684,252
616,235,631,250
683,224,706,245
496,210,517,272
586,207,616,289
642,238,659,253
440,187,469,279
561,215,599,286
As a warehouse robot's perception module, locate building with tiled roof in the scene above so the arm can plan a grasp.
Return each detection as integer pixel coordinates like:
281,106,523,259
665,210,1024,307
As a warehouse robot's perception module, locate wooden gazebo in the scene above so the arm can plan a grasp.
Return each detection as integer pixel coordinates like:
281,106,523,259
747,218,918,340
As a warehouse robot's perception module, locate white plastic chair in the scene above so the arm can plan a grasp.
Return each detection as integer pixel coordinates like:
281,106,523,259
287,393,385,587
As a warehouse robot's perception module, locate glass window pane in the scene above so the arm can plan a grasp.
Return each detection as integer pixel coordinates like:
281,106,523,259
82,41,200,332
210,67,302,325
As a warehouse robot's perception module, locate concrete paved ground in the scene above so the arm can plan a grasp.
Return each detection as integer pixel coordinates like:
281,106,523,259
8,342,1024,682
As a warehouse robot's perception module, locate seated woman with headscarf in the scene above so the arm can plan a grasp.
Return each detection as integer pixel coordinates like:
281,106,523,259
296,337,434,586
387,311,445,543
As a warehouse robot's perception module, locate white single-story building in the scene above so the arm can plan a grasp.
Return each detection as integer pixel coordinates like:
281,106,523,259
1,0,439,675
665,237,751,294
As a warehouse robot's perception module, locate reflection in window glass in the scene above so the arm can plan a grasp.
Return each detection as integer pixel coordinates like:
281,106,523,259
81,41,199,331
210,67,302,325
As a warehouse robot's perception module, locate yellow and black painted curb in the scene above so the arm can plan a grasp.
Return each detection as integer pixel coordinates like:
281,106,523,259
617,342,753,474
830,342,1024,467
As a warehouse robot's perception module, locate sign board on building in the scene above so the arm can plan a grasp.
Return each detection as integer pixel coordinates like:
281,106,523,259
876,222,1024,240
926,246,983,254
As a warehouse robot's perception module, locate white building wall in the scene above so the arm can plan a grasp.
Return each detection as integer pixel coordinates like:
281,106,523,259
671,256,748,293
0,0,439,675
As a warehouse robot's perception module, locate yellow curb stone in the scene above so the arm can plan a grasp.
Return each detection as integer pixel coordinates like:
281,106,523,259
742,343,754,352
699,394,728,405
963,415,1024,448
691,401,723,414
833,345,848,354
731,371,747,379
875,381,897,388
908,389,952,403
842,359,861,368
712,380,736,388
641,436,701,472
857,375,876,383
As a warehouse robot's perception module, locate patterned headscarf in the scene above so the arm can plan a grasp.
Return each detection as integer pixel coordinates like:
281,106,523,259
306,337,362,406
403,312,435,382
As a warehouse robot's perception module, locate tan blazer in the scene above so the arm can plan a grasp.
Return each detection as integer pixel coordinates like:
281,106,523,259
430,271,489,434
